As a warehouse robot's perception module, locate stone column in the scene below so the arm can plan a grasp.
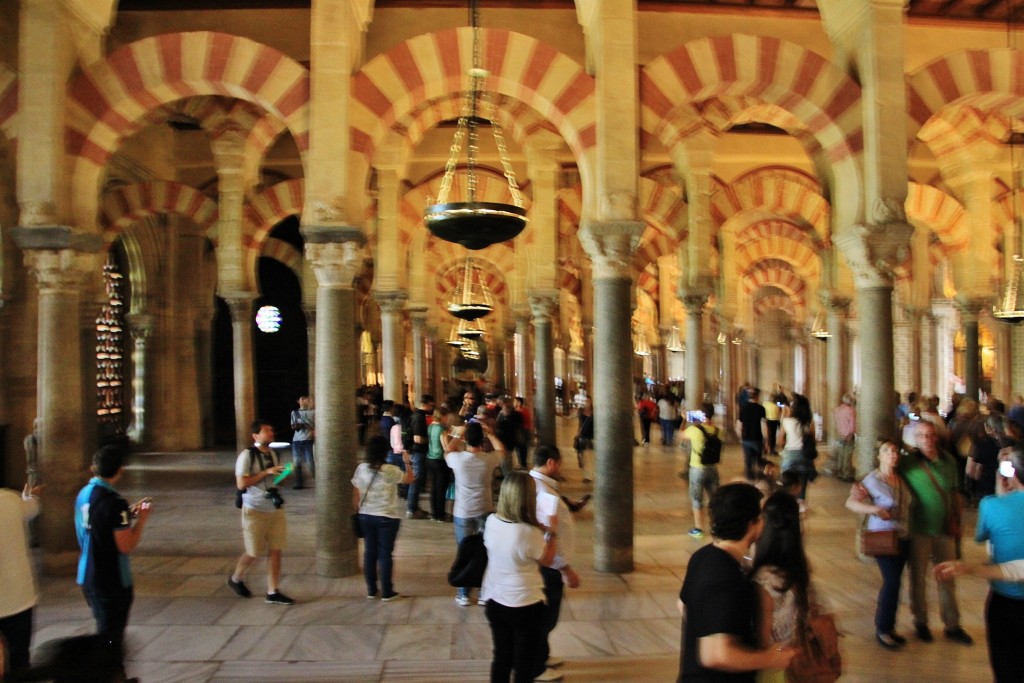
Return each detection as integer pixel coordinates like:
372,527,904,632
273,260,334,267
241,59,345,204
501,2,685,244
515,309,532,399
905,307,924,394
822,294,849,443
409,307,427,401
682,293,709,409
11,229,103,573
126,313,155,446
303,229,364,576
579,221,642,573
835,220,913,476
195,309,215,448
224,295,256,452
530,292,558,446
304,306,317,397
958,301,982,401
376,292,407,404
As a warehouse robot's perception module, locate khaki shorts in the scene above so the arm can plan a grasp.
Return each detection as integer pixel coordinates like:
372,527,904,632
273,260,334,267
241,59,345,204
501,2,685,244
241,506,287,557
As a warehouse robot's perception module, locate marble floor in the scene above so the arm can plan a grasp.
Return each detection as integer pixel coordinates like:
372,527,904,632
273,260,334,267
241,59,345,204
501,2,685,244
29,418,994,682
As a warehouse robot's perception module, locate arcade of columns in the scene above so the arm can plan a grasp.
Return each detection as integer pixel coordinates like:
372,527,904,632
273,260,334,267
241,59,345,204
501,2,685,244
1,0,1022,577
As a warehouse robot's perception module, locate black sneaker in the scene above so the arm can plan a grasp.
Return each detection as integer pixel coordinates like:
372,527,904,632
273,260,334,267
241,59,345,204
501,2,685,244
266,591,295,605
944,627,973,645
915,623,933,642
227,577,251,598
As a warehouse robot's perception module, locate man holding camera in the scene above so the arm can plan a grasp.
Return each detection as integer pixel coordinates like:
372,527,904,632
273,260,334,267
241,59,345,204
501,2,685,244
228,420,294,605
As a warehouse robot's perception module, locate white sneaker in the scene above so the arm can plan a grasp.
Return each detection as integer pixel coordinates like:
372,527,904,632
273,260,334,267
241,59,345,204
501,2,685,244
455,595,472,607
546,656,564,667
534,667,563,682
477,597,488,606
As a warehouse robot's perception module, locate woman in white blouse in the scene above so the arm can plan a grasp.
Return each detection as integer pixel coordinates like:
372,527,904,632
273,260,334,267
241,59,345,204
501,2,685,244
481,471,557,683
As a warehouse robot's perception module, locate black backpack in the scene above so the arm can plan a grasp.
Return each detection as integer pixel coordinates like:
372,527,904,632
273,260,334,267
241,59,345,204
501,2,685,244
699,426,722,465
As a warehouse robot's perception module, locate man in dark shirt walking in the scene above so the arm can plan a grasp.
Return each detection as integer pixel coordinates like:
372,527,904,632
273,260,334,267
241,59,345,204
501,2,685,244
737,387,768,481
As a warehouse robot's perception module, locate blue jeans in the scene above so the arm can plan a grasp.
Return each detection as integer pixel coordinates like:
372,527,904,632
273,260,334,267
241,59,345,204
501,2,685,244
454,514,489,598
386,452,408,498
291,440,314,487
875,542,909,634
406,452,426,513
741,440,764,481
660,419,675,445
359,514,400,597
83,585,133,662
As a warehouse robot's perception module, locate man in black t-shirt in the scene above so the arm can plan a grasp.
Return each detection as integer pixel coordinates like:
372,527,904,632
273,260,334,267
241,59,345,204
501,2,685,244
406,394,434,519
737,388,768,481
678,483,794,682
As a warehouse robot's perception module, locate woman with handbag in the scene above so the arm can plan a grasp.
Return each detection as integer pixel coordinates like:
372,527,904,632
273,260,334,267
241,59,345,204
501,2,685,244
752,491,823,683
351,435,414,601
845,439,912,649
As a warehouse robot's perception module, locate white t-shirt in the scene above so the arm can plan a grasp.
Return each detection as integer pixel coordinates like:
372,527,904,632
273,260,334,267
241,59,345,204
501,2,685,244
235,447,280,512
445,449,501,519
480,515,546,607
781,417,804,451
351,463,406,518
0,489,39,617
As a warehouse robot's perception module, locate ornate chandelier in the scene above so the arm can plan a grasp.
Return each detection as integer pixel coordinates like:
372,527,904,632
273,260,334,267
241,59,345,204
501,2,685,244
447,257,494,321
422,0,527,250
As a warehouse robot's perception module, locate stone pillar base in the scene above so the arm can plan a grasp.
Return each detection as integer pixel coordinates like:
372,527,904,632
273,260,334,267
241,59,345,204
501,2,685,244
316,552,359,578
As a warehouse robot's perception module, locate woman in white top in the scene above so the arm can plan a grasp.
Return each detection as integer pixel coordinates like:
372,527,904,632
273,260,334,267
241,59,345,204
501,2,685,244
778,393,815,501
481,471,557,683
351,435,414,601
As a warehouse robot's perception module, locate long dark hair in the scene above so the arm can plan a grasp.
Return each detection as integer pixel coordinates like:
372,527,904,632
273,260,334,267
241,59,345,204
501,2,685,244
751,491,810,633
791,393,812,428
365,435,389,469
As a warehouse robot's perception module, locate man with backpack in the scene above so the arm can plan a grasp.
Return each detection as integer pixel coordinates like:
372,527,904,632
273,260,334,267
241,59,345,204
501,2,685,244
680,403,722,540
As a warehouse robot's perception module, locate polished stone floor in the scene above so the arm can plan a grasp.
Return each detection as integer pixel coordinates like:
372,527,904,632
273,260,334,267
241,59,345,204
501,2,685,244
28,418,993,682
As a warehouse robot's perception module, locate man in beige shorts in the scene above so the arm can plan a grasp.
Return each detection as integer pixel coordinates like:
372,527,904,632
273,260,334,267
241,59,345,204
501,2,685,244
228,420,294,605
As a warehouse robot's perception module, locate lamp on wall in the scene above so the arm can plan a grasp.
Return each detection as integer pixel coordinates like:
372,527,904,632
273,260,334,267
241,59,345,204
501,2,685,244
665,326,684,352
717,331,727,345
423,0,527,250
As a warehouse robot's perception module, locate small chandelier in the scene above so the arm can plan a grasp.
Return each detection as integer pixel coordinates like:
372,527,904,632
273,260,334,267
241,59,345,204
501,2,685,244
446,322,468,346
461,338,482,360
634,329,652,357
665,326,684,353
994,256,1024,323
457,318,486,338
810,308,831,340
717,331,727,345
447,257,494,320
423,0,528,250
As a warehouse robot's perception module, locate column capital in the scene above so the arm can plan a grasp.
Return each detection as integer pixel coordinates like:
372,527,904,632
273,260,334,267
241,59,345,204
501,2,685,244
16,242,104,294
514,306,532,326
578,220,644,280
833,215,913,288
680,290,709,314
820,290,851,314
126,312,156,340
303,228,365,288
954,296,987,323
408,306,428,327
529,289,560,321
223,294,255,324
374,290,408,314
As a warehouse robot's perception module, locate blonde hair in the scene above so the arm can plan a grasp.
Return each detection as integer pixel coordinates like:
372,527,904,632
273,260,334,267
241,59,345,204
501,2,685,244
495,471,539,526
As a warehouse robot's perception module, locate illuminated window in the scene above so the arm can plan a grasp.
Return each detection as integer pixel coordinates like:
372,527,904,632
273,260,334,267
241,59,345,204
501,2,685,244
96,251,126,432
256,305,282,333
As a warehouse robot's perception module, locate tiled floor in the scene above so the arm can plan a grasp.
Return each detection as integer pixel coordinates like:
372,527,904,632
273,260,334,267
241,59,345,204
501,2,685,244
30,418,993,682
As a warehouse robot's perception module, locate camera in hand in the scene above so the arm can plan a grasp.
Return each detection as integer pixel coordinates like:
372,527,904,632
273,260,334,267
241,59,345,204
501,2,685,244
265,487,285,508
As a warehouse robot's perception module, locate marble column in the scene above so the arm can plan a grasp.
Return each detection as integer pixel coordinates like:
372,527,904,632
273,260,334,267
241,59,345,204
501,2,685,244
126,313,155,446
515,310,532,399
579,221,642,574
303,229,364,576
822,294,849,443
225,295,256,452
959,303,981,401
304,306,317,397
195,311,215,448
409,308,427,402
11,230,104,573
530,292,558,446
905,307,924,394
683,293,708,410
376,292,407,404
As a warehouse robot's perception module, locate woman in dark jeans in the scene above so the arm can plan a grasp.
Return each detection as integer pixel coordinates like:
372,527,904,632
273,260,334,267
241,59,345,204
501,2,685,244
845,440,912,649
351,436,414,600
575,399,595,481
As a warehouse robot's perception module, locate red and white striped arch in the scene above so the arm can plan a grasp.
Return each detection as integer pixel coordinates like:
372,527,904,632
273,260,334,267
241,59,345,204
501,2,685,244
0,64,17,145
243,179,305,288
641,34,861,227
906,182,968,249
261,237,303,280
906,48,1024,142
351,28,595,164
733,220,820,281
741,263,807,320
100,181,218,243
752,291,796,319
715,168,828,240
67,32,310,230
